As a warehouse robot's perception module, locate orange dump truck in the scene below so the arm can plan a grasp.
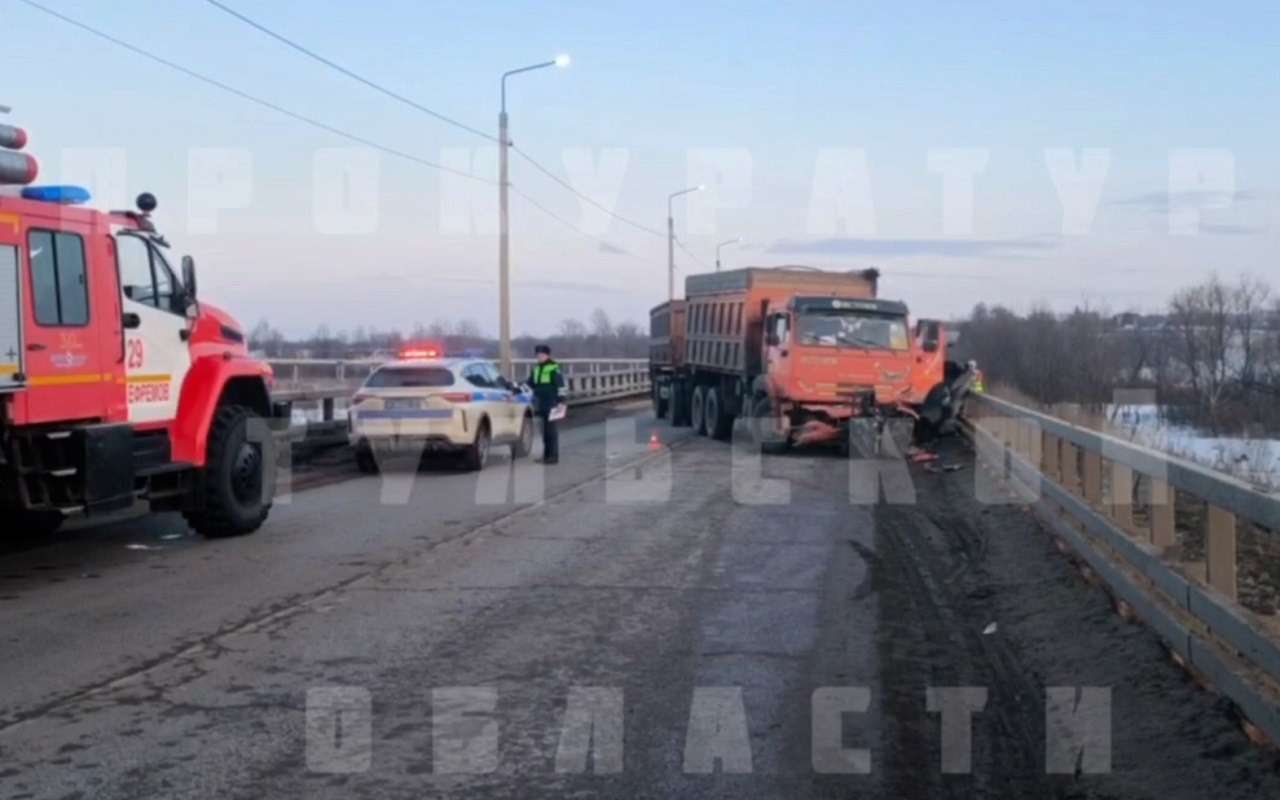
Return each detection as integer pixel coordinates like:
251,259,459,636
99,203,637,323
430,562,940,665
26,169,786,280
649,266,974,452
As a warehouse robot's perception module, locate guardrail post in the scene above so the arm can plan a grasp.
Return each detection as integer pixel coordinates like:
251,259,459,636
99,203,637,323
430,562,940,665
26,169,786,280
1043,433,1059,481
1083,450,1102,508
1061,443,1080,495
322,397,335,422
1206,505,1238,600
1150,477,1176,550
1111,463,1134,530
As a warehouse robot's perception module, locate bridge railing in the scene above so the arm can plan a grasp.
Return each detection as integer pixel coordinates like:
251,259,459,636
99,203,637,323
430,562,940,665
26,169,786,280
965,392,1280,742
269,357,651,422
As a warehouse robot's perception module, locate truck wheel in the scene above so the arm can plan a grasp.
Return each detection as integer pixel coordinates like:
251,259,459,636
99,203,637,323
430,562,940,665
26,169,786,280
463,421,491,471
511,414,534,458
185,405,271,538
706,387,733,441
690,386,707,436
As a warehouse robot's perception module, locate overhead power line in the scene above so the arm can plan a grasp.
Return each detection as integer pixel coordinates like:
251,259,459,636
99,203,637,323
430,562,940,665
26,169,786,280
17,0,493,184
509,185,651,264
202,0,498,144
509,145,665,239
200,0,665,241
674,237,712,271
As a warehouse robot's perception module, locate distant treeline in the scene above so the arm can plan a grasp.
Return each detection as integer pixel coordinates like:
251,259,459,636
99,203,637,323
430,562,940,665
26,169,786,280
248,308,648,362
958,274,1280,434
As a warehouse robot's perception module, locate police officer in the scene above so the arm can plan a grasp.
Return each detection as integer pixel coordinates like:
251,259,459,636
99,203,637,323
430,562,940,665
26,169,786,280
527,344,566,464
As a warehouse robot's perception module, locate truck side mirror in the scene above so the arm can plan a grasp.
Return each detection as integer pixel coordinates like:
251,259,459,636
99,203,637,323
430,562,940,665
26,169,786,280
181,255,198,301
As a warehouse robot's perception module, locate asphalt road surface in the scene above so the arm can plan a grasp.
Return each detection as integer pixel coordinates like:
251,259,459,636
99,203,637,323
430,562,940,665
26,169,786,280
2,408,1279,799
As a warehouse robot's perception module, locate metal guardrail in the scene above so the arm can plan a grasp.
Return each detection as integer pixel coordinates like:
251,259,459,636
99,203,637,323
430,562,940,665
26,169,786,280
965,393,1280,742
269,357,651,423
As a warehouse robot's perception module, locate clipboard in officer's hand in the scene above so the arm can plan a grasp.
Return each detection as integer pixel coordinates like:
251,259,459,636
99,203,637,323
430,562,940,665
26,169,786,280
548,403,567,422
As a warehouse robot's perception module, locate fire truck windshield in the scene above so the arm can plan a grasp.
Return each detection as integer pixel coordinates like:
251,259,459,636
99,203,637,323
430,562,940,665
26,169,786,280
796,311,909,350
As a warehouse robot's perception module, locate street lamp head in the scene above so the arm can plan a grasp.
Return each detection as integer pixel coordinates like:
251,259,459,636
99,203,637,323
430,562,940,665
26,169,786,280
696,184,706,192
554,54,572,68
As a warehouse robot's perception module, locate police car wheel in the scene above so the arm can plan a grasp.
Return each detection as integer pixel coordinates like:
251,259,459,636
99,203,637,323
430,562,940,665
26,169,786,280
512,415,534,458
463,421,491,471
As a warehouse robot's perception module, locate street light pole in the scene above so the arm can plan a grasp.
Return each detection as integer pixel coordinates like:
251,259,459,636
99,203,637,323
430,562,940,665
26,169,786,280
498,55,570,378
715,237,741,272
667,185,702,304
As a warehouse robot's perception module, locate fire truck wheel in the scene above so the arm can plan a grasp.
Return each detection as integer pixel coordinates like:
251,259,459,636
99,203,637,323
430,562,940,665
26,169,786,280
511,415,534,458
463,420,491,471
185,405,270,538
690,386,707,436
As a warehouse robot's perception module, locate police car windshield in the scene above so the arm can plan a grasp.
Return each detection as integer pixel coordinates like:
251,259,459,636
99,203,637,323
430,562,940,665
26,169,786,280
365,366,454,388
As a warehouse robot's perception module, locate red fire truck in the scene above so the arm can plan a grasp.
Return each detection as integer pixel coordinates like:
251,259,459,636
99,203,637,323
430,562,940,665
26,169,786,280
1,115,280,538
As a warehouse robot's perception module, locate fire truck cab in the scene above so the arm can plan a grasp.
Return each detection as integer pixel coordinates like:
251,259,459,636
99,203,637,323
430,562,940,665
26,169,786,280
1,126,278,538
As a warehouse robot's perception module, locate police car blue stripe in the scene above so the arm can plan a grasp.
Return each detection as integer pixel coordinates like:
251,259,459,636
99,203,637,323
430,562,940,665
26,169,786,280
359,409,454,420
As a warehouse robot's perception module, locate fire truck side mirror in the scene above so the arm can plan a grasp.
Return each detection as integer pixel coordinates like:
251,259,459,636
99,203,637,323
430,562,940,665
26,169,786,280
181,255,198,300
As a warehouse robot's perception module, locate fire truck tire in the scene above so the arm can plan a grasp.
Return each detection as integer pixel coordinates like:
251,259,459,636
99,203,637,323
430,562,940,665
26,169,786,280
690,386,707,436
511,414,534,458
463,420,491,471
706,387,733,441
185,405,271,538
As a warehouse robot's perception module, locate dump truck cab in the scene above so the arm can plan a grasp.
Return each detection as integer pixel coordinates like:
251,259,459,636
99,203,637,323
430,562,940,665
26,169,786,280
1,123,279,537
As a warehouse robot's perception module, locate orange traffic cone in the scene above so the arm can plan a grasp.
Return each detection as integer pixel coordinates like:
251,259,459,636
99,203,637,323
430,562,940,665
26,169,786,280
648,431,662,451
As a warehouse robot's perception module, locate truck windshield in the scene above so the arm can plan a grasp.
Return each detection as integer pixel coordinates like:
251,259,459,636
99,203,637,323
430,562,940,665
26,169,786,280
796,312,909,350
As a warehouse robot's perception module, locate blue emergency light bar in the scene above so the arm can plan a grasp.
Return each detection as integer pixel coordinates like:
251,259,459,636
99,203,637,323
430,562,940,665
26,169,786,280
21,185,91,205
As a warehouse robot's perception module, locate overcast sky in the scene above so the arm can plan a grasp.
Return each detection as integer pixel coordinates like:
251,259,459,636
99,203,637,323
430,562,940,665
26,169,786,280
4,0,1277,336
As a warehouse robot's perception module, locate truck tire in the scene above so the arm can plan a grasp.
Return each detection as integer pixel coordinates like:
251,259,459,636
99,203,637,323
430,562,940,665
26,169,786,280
511,414,534,458
690,385,707,436
706,387,733,441
185,404,271,538
462,420,491,471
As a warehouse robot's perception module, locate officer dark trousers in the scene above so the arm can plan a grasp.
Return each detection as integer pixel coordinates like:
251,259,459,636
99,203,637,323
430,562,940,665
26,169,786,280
538,411,559,460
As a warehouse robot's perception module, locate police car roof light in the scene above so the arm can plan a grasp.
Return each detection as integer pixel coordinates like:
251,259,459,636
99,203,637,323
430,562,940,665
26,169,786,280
398,343,443,360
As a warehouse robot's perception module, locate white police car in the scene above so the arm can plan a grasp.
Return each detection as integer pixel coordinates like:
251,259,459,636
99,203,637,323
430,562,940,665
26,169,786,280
350,347,534,472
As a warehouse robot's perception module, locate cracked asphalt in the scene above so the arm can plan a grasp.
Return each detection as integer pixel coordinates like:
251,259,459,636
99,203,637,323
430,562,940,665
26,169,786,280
2,409,1279,799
